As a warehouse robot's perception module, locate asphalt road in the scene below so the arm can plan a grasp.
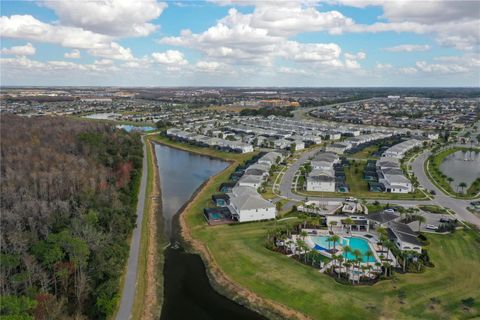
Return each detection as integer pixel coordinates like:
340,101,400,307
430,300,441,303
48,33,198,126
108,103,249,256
116,136,148,320
278,147,480,227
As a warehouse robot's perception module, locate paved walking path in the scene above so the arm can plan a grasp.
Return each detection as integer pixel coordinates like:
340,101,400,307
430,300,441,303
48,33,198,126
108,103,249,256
116,136,148,320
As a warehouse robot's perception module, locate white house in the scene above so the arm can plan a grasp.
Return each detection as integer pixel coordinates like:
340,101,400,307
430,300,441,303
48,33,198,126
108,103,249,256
382,139,421,158
228,186,276,222
237,175,264,189
376,157,413,193
387,221,423,253
291,140,305,151
326,142,351,154
306,170,336,192
258,152,283,166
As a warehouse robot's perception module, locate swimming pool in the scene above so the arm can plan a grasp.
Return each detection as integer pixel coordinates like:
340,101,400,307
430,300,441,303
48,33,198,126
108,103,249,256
310,236,375,263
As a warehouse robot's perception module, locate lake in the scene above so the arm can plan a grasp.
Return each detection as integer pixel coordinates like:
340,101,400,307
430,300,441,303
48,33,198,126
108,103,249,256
116,124,155,132
83,112,120,120
440,150,480,190
154,143,265,320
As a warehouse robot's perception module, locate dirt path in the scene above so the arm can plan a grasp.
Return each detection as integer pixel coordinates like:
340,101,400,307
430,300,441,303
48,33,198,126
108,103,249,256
178,165,311,320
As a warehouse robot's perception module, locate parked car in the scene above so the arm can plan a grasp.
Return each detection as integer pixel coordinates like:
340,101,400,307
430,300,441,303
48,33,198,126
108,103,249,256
440,217,452,223
425,224,439,230
430,190,436,195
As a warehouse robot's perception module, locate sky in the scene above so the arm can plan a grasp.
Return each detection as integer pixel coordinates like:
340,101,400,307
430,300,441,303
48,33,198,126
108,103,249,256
1,0,479,87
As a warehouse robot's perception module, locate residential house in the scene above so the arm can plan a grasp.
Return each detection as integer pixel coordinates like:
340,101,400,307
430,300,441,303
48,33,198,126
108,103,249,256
228,186,276,222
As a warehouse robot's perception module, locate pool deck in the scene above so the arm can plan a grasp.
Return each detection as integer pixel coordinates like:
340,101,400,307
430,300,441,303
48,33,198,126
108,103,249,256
300,228,399,267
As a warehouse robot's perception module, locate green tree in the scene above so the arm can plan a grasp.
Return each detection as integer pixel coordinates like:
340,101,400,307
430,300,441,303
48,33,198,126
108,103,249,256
0,296,37,319
459,182,467,193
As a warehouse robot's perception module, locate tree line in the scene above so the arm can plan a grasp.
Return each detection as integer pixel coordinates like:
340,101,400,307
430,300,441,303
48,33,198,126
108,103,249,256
1,115,143,319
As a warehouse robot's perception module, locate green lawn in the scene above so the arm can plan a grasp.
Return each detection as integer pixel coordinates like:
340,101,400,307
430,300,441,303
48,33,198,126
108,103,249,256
349,145,380,159
177,145,480,319
190,219,480,319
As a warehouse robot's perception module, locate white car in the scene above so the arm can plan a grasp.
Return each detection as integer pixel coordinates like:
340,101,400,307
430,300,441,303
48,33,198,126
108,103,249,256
345,197,357,202
425,224,438,230
384,209,395,214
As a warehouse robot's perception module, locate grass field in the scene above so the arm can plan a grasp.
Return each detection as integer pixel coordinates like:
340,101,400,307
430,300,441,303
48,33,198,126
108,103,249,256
189,216,480,319
173,141,480,319
349,145,380,159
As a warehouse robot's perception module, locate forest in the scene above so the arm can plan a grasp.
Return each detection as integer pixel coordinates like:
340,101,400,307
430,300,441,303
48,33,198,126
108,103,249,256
0,115,143,319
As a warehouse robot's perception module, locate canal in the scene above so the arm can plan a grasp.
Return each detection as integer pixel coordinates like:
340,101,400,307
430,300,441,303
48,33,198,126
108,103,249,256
154,143,266,320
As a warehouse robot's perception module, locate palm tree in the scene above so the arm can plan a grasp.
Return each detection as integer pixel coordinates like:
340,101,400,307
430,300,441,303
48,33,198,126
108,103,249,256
344,261,352,279
353,249,362,268
299,213,308,229
343,245,352,261
459,182,467,193
365,249,374,265
447,176,454,187
328,220,338,232
415,215,426,231
342,217,354,233
309,249,317,266
331,254,338,275
300,230,308,241
337,256,344,278
330,234,340,251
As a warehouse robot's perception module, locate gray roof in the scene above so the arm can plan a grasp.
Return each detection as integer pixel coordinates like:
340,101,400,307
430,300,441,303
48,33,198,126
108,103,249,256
387,227,423,246
367,211,399,224
228,186,275,211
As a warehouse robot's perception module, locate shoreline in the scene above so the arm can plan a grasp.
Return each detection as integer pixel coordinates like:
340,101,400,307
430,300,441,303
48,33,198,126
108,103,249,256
140,139,165,319
150,137,310,320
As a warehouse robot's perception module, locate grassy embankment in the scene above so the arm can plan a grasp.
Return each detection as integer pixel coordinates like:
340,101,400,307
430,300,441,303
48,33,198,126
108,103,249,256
153,135,480,319
297,161,427,200
130,136,167,320
426,147,480,199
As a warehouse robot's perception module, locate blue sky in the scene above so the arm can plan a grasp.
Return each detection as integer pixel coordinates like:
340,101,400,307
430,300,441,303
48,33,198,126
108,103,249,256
1,0,479,86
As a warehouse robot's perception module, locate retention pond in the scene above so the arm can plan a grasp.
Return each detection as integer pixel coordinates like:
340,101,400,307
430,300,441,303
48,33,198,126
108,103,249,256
154,143,266,320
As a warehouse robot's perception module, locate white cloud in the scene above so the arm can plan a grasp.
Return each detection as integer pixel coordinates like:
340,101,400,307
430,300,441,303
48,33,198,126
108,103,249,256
195,60,222,72
384,44,430,52
1,42,36,56
0,15,134,60
160,8,354,69
278,66,309,75
151,50,188,65
64,49,81,59
1,56,119,73
42,0,167,37
416,61,469,74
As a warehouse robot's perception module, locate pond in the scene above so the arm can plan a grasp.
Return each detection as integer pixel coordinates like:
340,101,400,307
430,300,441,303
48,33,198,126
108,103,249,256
82,112,120,120
154,143,265,320
440,150,480,191
116,124,155,132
